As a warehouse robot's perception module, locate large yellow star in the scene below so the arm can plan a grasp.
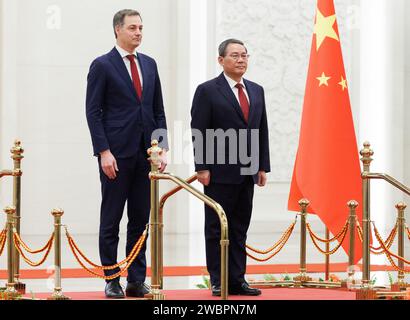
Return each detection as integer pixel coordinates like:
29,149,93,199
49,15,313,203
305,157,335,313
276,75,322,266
317,72,331,87
313,8,340,51
338,76,348,91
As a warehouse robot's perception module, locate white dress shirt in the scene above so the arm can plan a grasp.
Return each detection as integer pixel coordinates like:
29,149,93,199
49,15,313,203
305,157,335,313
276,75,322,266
115,45,143,87
223,73,250,105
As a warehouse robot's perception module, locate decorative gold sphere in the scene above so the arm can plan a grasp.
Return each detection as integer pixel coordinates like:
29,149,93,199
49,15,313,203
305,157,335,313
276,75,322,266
51,208,64,217
298,199,310,207
395,202,407,211
4,206,16,215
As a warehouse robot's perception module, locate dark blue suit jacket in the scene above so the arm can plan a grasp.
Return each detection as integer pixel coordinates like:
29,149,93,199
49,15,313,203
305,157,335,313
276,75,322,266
86,48,168,158
191,73,271,184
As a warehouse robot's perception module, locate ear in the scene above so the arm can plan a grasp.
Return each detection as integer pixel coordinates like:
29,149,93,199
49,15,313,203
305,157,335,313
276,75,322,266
115,25,121,37
218,56,224,67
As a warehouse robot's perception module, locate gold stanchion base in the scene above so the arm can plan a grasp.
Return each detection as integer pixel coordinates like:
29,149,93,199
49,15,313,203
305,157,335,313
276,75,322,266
146,288,166,300
47,293,71,300
0,284,21,300
391,282,410,292
356,287,377,300
47,288,71,300
0,292,20,300
293,274,312,287
248,280,295,288
376,290,408,300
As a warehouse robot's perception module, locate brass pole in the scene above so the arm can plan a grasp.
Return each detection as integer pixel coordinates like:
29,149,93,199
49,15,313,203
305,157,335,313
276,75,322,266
10,140,24,293
395,202,406,290
147,140,165,300
347,200,358,279
325,227,330,281
360,141,373,288
0,170,13,178
158,174,198,289
294,199,311,285
48,209,70,300
150,172,229,300
3,206,18,298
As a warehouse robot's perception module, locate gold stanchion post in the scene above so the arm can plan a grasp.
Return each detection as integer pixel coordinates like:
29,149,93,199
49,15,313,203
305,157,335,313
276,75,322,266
48,209,70,300
3,206,19,299
394,202,407,290
347,200,358,280
357,142,376,300
10,140,25,294
294,199,312,286
360,142,373,288
325,227,330,281
147,140,165,300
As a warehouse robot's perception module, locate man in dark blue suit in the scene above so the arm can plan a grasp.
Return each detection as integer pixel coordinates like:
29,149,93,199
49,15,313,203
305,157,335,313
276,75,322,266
191,39,270,296
86,9,168,299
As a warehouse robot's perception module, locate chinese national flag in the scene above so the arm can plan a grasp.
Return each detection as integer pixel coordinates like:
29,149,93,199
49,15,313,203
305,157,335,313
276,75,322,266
288,0,362,264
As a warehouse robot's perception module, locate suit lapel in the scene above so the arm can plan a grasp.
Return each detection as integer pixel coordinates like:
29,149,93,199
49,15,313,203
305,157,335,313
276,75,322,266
108,48,141,103
216,73,247,125
137,54,147,101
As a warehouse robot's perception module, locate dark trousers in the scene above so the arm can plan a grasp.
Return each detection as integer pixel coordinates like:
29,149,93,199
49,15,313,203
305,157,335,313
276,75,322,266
204,176,254,287
98,146,150,283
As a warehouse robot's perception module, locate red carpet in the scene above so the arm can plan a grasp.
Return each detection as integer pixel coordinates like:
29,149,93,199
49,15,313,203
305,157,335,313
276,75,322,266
25,288,356,300
0,263,396,279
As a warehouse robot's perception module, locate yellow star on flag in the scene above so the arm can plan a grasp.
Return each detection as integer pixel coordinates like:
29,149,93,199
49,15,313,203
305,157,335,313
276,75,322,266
338,76,348,91
316,72,331,87
313,8,340,51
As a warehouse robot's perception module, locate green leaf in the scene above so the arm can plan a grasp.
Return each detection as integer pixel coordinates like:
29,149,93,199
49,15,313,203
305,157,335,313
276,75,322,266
196,284,207,289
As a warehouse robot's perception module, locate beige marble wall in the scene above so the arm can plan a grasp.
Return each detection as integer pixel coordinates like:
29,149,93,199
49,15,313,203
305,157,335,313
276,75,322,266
0,0,408,238
405,0,410,189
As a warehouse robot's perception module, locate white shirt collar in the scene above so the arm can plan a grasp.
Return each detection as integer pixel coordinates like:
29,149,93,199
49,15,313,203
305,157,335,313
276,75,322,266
115,44,138,59
223,73,245,89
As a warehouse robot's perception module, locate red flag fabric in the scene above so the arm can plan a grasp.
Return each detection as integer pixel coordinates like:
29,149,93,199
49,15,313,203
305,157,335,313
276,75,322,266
288,0,363,264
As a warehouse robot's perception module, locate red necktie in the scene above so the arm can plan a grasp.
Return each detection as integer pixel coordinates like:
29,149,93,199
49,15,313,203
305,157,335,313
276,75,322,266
126,55,142,99
235,83,249,122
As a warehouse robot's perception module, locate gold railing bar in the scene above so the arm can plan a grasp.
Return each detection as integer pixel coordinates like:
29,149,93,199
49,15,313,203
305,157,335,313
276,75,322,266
158,174,198,288
362,173,410,196
0,170,13,178
150,171,229,300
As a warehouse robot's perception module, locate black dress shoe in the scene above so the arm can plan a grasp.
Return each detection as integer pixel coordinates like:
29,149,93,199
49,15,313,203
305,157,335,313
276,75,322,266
125,282,150,298
211,285,221,296
105,279,125,299
229,283,261,296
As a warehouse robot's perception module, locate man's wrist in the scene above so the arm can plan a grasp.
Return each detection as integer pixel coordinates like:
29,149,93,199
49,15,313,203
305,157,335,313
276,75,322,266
100,149,110,156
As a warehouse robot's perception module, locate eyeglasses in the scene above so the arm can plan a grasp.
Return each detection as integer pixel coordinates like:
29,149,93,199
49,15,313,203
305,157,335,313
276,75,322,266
227,54,250,61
